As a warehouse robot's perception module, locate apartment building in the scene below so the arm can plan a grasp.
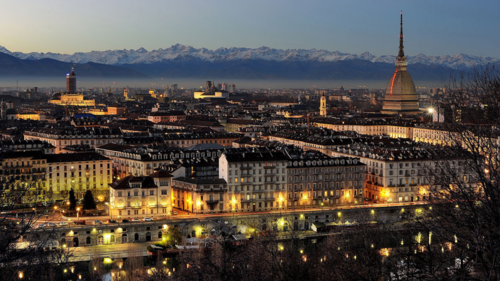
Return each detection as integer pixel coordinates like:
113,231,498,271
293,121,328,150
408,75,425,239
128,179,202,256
171,178,227,213
0,151,47,204
330,143,471,204
96,144,227,178
24,128,123,154
219,151,289,213
314,119,389,136
147,111,186,123
109,170,173,218
413,124,459,146
162,132,241,148
287,153,366,207
45,153,112,201
314,118,475,147
268,132,361,154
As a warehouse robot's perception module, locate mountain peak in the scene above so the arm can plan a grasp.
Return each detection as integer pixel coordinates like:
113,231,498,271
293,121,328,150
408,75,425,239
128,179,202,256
0,44,495,70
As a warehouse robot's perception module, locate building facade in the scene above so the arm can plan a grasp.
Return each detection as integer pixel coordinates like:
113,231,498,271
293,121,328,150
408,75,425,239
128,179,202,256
219,151,289,213
109,171,173,218
45,153,112,201
24,128,123,154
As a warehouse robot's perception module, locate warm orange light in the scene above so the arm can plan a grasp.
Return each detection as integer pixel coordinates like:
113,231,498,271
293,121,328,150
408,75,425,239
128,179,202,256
389,70,398,95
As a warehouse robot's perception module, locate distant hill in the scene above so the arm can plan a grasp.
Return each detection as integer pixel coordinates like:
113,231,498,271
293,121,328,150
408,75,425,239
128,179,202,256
0,46,468,80
0,52,147,77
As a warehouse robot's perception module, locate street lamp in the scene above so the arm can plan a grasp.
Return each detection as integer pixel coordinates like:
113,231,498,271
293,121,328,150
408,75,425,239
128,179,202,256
76,207,80,220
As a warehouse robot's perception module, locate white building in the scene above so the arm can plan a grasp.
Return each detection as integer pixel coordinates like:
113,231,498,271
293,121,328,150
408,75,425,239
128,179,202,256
109,171,173,218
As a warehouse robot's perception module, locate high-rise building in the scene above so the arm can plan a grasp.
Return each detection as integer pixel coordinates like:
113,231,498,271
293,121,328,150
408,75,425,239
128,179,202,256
66,68,77,93
381,13,420,115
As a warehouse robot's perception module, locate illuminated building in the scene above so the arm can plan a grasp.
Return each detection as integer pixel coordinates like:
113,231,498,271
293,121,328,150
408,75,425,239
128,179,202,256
109,171,172,217
319,92,327,116
15,112,40,121
107,104,127,115
219,151,289,213
193,91,230,99
24,128,123,154
0,151,47,204
147,111,186,123
49,93,95,107
45,153,112,201
381,13,420,115
287,154,365,207
171,178,227,213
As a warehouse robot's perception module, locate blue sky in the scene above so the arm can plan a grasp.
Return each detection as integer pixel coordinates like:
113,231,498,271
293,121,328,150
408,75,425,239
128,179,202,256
1,0,499,57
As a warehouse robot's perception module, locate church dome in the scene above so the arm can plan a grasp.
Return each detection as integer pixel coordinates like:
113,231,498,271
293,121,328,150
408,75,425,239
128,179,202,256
384,70,416,100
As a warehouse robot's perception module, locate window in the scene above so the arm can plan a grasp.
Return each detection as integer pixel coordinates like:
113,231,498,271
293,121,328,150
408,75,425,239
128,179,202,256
150,190,154,196
161,190,167,195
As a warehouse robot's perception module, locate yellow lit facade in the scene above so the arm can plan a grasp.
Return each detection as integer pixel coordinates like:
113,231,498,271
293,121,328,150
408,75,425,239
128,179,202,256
49,93,95,107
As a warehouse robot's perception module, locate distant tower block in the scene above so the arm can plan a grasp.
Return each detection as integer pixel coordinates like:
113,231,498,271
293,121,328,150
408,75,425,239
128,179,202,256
320,92,327,116
206,81,212,92
66,68,77,93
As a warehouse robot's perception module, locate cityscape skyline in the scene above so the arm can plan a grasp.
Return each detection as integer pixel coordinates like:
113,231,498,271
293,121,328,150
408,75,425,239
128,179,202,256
0,0,499,57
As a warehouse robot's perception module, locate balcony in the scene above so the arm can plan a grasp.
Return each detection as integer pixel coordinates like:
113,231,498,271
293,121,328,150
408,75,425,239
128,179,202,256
240,174,253,178
264,166,276,169
263,197,276,202
240,166,252,170
241,198,253,203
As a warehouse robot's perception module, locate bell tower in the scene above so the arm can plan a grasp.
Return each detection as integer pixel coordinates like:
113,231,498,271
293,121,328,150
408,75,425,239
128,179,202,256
320,92,327,117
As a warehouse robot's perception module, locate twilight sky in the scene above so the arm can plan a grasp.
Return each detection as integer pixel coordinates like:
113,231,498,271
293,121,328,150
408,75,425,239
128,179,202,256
0,0,499,57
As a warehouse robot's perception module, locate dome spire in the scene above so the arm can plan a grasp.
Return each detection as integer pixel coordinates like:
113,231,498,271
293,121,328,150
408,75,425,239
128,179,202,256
397,11,405,61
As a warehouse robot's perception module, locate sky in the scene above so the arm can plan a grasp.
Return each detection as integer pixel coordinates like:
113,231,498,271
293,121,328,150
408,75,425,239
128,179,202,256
0,0,499,57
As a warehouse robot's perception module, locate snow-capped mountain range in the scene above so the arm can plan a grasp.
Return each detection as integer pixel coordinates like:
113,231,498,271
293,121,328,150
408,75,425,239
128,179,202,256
0,44,497,70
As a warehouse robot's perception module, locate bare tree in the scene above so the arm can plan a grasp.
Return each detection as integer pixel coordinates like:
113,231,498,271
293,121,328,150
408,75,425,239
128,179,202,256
419,64,500,280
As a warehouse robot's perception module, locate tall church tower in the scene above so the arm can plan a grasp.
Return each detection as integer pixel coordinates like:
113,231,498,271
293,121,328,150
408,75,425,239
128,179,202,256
381,12,420,115
320,92,327,116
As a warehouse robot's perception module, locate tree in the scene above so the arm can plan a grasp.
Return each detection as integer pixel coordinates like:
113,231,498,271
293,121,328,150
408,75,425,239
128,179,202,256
68,188,76,211
418,64,500,280
82,190,96,210
0,177,75,281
